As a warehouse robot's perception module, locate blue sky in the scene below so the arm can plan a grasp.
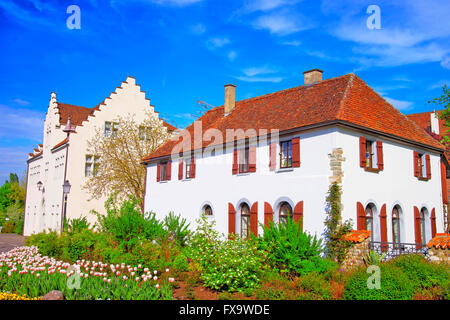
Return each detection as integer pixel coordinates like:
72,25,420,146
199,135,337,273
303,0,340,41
0,0,449,183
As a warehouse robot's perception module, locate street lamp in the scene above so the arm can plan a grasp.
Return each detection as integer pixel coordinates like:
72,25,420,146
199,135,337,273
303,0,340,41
37,181,43,191
61,180,71,233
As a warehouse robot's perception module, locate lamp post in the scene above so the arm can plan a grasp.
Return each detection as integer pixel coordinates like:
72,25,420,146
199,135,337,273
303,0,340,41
61,180,71,233
37,181,43,191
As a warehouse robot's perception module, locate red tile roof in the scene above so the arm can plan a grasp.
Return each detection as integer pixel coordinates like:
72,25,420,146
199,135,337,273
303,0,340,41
52,137,69,150
56,102,97,127
143,74,444,162
427,233,450,249
343,230,371,243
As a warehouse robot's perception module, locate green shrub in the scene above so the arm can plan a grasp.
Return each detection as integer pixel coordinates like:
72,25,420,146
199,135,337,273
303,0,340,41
296,272,333,300
188,215,267,293
65,216,91,236
343,264,416,300
26,231,63,258
61,229,100,261
389,254,449,289
172,252,189,272
163,212,190,246
1,221,15,233
260,217,325,276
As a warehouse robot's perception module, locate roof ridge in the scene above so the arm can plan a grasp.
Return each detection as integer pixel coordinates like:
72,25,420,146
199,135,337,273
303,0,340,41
336,73,355,120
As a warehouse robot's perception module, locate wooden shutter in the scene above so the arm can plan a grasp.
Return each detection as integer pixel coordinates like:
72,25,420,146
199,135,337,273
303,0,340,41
250,202,258,236
426,154,431,179
414,206,422,249
178,160,183,180
357,202,365,230
380,204,387,251
156,163,161,182
293,201,303,229
232,149,238,174
166,161,172,181
191,157,196,178
228,203,236,237
292,137,300,167
431,208,437,238
269,142,276,171
413,151,420,177
249,146,256,172
441,160,448,204
376,141,384,170
264,202,273,227
359,137,367,168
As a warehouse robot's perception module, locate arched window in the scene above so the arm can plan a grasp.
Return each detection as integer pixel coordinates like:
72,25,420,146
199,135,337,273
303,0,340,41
202,205,213,216
240,203,251,240
420,208,427,245
392,206,401,248
279,202,293,225
365,203,375,241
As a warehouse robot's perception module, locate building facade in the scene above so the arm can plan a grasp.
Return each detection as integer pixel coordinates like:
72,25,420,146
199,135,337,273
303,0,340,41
24,76,175,236
142,70,447,250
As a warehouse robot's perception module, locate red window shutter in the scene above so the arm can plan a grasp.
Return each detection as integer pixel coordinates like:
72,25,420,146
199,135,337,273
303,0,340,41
359,137,367,168
292,137,300,167
293,201,303,229
250,202,258,236
232,149,238,174
376,141,384,170
441,160,448,204
264,202,273,227
414,206,422,249
413,151,420,177
228,203,236,237
156,163,161,182
356,202,365,230
426,154,431,179
269,143,276,171
178,160,183,180
191,157,196,178
249,146,256,172
380,204,388,251
167,161,172,181
431,208,436,238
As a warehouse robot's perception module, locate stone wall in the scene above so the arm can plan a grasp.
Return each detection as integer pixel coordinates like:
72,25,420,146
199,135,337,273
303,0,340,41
341,236,370,271
428,247,450,264
328,148,345,184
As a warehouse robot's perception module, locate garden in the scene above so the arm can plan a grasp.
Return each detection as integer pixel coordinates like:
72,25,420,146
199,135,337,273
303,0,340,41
0,191,449,300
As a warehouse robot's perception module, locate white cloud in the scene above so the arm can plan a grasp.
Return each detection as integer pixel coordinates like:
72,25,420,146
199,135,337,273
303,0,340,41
12,98,30,106
0,104,44,142
190,23,206,35
384,97,413,111
280,40,301,46
441,56,450,69
252,11,309,36
240,0,303,13
242,66,278,77
227,50,237,61
0,147,29,185
235,75,283,83
207,37,231,48
145,0,203,7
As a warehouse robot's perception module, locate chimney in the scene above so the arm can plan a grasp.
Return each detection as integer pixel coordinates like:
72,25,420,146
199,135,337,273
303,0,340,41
224,84,236,114
303,68,323,85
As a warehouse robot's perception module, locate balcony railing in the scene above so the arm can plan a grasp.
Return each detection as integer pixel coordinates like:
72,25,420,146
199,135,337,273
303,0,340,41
368,241,430,261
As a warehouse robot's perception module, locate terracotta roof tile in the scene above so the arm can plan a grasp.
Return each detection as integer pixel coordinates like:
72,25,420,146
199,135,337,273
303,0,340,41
57,102,95,127
52,137,69,150
343,230,371,243
143,74,444,162
427,233,450,249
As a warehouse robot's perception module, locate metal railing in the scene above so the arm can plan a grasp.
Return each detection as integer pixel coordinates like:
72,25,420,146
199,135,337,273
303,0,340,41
368,241,430,261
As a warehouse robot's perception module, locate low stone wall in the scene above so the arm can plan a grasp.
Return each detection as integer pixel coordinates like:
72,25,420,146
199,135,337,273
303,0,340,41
341,230,371,271
428,247,450,264
427,233,450,264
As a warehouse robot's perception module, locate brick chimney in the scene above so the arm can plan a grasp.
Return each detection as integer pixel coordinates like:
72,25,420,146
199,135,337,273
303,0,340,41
224,84,236,114
303,68,323,85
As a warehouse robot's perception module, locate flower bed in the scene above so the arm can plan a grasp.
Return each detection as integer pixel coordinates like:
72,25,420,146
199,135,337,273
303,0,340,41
0,246,173,300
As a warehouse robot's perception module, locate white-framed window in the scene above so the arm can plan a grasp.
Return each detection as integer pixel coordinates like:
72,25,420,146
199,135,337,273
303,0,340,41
105,121,119,137
138,126,152,140
240,203,251,240
279,202,293,224
280,140,293,168
202,204,213,216
85,155,100,177
238,147,250,173
418,153,427,178
185,158,192,179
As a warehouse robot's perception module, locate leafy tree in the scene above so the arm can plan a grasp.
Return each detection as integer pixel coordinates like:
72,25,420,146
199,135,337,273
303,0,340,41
84,112,171,211
428,84,450,145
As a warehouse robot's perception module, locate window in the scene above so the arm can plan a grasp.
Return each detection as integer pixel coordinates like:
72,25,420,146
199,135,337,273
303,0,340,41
279,202,293,225
160,162,168,181
185,158,192,179
365,204,375,241
85,155,100,177
139,126,152,140
280,140,293,168
240,203,251,240
105,121,118,137
420,208,427,246
365,140,375,169
418,153,426,178
238,147,250,173
202,205,213,216
392,206,401,248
